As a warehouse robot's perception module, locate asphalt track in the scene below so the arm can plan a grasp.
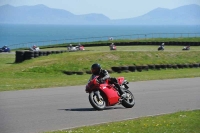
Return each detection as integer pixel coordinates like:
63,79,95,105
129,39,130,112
0,78,200,133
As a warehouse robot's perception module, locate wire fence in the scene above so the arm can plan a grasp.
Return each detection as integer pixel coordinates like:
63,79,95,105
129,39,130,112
8,32,200,49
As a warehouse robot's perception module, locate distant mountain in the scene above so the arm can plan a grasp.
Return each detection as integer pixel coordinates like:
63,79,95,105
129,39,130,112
112,4,200,25
0,4,110,25
0,4,200,25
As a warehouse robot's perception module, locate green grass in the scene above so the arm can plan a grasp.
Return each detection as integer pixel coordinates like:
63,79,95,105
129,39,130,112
45,110,200,133
47,45,200,52
39,37,200,48
0,45,200,91
1,68,200,91
16,49,200,72
14,37,200,50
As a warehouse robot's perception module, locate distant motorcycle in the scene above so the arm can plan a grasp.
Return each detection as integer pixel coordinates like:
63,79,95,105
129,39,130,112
85,76,135,110
29,47,40,51
158,46,164,51
76,45,85,51
158,43,164,51
0,46,10,53
30,45,40,51
67,46,77,51
109,43,116,50
182,46,190,50
109,43,117,50
67,45,85,51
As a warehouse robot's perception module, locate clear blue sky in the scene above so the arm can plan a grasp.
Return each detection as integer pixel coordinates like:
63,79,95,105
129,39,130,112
0,0,200,19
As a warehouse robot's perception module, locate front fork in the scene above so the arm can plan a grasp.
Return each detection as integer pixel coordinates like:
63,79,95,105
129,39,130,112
122,80,129,89
94,90,101,101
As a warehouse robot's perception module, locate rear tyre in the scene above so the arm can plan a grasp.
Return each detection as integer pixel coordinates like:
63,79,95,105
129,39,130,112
122,90,135,108
89,91,106,110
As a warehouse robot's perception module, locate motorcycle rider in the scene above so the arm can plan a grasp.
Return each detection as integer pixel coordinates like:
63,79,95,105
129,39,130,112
88,63,127,98
109,43,116,50
158,42,164,50
69,44,72,47
185,45,190,50
0,45,10,52
160,43,165,48
30,45,40,51
77,43,83,50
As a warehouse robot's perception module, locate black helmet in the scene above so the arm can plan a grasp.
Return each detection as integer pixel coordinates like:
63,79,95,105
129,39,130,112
91,63,101,75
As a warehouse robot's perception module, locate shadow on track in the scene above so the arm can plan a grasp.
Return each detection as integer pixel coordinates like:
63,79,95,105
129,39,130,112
58,107,125,112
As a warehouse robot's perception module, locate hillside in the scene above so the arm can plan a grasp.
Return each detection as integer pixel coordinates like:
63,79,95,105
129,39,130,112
0,4,199,25
0,4,110,25
112,4,200,25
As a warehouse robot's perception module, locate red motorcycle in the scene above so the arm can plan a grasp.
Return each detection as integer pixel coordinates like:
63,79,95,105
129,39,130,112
109,44,116,50
85,76,135,110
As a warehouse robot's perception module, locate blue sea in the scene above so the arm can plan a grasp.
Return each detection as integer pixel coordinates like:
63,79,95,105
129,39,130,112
0,24,200,49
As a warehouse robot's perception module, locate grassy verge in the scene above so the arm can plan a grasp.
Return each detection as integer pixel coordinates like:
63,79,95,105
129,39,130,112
39,37,200,48
1,68,200,91
40,45,200,52
0,46,200,91
45,110,200,133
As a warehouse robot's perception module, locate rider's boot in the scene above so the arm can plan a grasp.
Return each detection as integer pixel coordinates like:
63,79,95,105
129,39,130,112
114,83,127,98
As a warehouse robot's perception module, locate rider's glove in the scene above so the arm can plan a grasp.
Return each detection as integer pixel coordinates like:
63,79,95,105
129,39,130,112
96,78,103,84
98,78,104,83
96,78,100,84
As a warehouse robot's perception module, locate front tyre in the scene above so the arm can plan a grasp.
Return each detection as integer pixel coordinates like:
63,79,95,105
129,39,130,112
89,91,106,110
122,90,135,108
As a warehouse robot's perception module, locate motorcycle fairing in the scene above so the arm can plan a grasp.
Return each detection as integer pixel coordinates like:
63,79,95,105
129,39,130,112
117,77,125,85
99,84,119,106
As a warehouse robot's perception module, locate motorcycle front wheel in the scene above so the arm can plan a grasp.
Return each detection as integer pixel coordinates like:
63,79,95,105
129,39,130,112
89,91,106,110
122,90,135,108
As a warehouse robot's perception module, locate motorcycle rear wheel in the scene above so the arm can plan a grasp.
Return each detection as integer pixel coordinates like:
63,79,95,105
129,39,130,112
89,91,106,110
122,90,135,108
